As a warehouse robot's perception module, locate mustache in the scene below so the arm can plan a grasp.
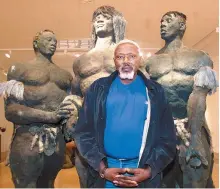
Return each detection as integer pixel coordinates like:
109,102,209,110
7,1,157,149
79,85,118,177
120,63,134,68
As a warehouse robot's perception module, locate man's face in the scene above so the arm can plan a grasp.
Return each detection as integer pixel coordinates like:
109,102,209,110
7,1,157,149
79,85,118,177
93,13,113,36
114,43,141,80
160,14,183,41
36,32,57,56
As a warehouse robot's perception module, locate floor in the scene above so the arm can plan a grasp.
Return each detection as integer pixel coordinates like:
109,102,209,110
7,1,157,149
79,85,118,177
0,156,219,188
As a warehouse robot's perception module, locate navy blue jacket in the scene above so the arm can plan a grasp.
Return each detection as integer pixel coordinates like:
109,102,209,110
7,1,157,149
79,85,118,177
74,70,177,188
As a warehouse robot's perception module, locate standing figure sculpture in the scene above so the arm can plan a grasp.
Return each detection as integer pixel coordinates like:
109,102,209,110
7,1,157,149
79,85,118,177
4,30,79,188
73,5,126,96
72,6,126,187
145,11,215,188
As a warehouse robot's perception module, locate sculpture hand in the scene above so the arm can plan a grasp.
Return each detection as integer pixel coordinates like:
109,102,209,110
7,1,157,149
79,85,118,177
186,145,208,167
59,95,82,118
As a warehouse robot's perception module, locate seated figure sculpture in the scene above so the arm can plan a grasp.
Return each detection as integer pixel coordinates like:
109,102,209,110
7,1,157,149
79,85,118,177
145,11,215,188
4,30,80,188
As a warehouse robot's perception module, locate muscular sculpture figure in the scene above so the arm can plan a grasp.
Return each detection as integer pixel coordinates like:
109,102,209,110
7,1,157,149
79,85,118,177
73,6,126,96
145,11,214,187
4,30,79,188
72,6,126,187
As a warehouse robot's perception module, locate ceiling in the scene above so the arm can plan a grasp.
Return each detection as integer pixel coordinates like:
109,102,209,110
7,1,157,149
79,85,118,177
0,0,218,47
0,0,218,76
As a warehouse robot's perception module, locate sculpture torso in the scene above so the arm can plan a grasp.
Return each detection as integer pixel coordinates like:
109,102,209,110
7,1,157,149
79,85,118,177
146,47,213,119
73,47,150,95
8,60,73,112
73,47,115,95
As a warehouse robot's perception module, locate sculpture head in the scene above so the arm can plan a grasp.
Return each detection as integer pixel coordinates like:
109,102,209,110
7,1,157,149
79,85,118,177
160,11,187,41
33,29,57,56
114,39,142,80
91,6,126,47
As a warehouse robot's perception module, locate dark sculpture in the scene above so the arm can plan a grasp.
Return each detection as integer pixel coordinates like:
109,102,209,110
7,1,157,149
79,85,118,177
4,30,79,188
72,5,126,96
145,11,215,188
72,6,127,188
180,66,218,187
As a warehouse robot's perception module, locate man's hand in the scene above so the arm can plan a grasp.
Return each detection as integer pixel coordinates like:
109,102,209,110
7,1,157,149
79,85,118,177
104,168,127,182
113,167,151,187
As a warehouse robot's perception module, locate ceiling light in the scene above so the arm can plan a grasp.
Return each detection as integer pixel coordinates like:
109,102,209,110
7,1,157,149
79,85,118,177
5,50,12,58
75,54,80,57
5,53,10,58
146,52,152,58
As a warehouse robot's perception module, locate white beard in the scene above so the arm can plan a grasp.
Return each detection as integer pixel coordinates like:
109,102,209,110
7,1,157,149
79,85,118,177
119,66,135,80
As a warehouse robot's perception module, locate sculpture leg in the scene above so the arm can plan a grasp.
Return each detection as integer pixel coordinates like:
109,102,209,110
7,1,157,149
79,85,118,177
180,129,213,188
75,148,88,188
182,164,210,188
161,151,183,188
206,153,215,188
9,128,43,188
36,132,65,188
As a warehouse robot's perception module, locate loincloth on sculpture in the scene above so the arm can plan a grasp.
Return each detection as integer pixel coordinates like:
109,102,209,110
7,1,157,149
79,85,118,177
6,124,61,167
28,124,60,156
174,117,190,158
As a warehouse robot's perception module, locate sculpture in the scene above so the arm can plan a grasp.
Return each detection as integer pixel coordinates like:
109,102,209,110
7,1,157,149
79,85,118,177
4,30,79,188
180,66,218,187
72,5,126,187
145,11,215,188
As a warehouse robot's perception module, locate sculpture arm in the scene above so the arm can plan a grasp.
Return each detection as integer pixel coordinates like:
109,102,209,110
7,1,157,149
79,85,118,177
200,51,214,68
72,58,83,96
186,90,208,166
187,93,206,141
5,99,60,125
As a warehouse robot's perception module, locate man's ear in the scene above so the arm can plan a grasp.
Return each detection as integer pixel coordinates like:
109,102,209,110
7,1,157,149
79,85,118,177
179,22,186,31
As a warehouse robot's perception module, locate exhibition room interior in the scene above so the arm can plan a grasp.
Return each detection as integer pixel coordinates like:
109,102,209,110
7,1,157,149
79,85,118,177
0,0,219,188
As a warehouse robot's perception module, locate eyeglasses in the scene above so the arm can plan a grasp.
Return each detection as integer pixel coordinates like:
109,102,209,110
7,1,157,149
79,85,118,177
115,54,137,61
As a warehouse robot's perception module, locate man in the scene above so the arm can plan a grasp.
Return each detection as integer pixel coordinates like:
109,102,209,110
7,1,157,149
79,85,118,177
72,6,127,187
74,40,176,188
145,11,214,187
4,30,79,188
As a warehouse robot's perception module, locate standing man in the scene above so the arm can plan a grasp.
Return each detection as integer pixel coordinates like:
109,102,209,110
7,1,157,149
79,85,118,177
145,11,214,187
72,6,127,187
5,30,78,188
74,40,176,188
